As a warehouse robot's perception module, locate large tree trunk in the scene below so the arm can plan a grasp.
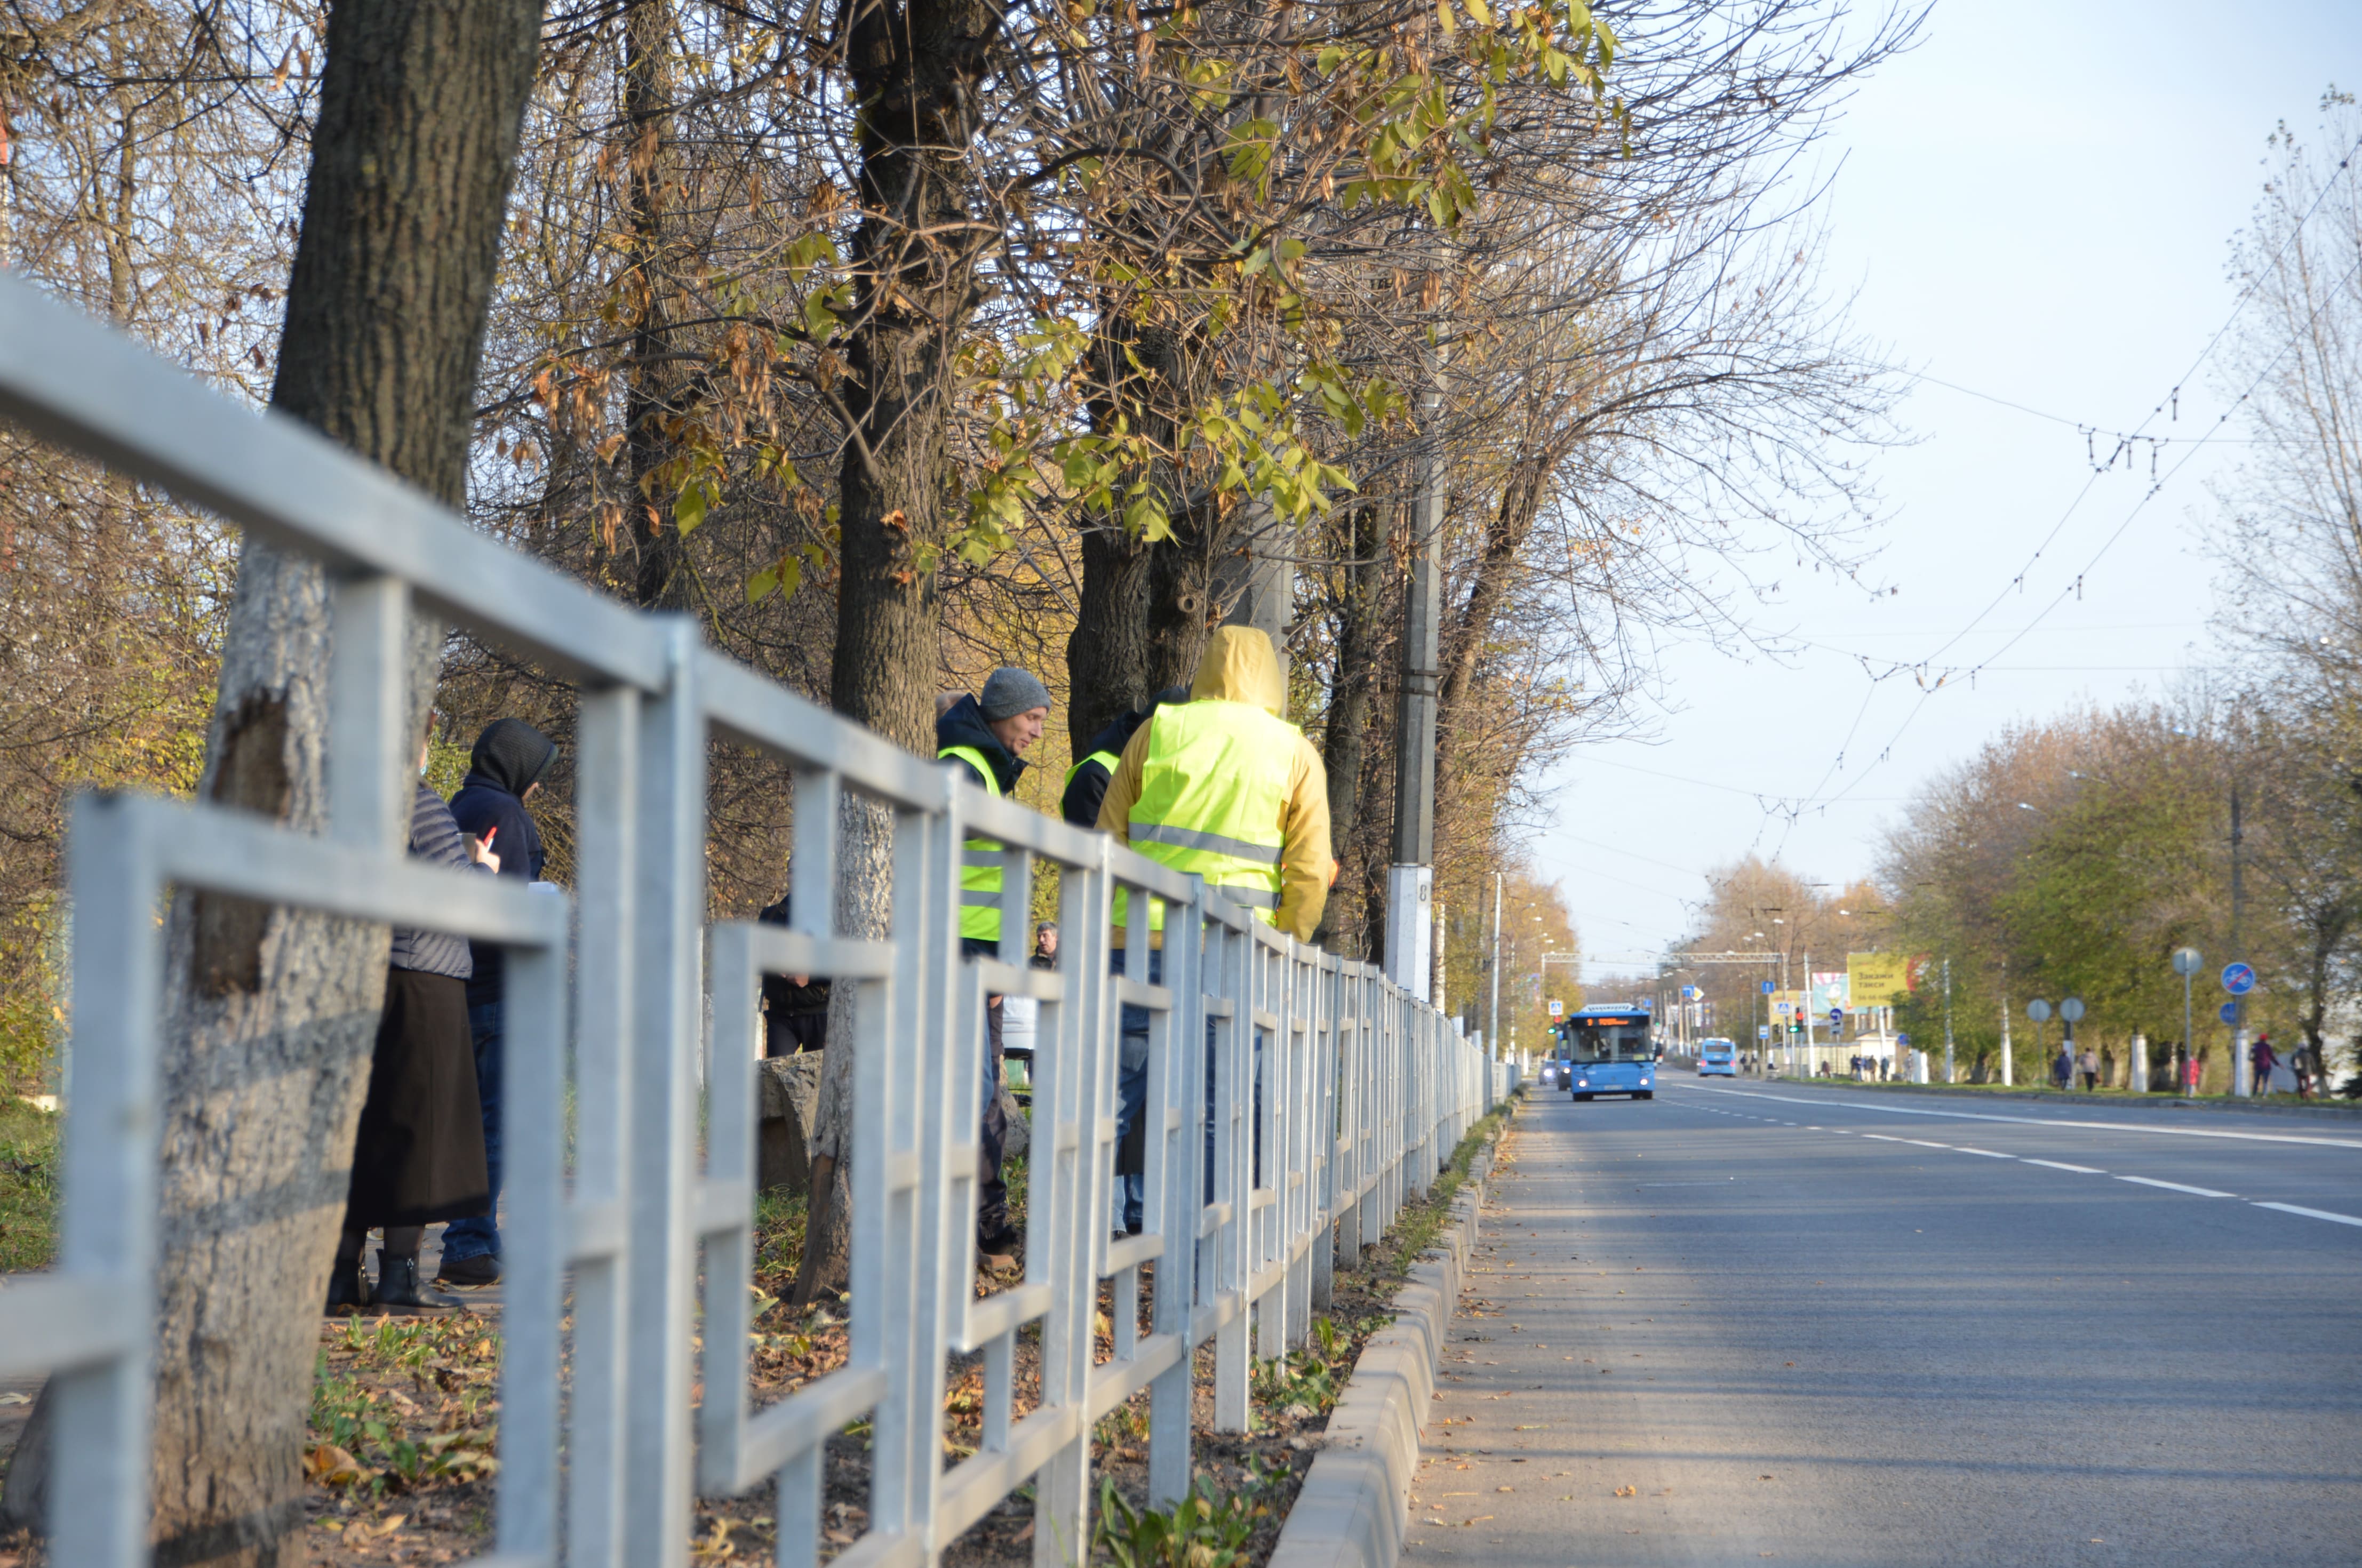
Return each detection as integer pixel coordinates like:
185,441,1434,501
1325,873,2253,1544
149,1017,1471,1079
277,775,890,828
798,0,1007,1303
1314,500,1384,950
66,7,537,1563
622,0,691,612
1067,522,1153,753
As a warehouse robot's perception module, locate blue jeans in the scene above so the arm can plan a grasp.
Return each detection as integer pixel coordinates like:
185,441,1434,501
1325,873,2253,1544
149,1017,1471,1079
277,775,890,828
440,1000,505,1261
1112,946,1159,1234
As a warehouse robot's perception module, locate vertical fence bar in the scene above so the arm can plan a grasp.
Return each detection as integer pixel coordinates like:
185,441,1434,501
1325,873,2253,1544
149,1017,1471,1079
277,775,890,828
326,572,409,854
622,621,705,1568
499,926,570,1559
49,795,159,1568
1147,872,1201,1508
568,684,637,1568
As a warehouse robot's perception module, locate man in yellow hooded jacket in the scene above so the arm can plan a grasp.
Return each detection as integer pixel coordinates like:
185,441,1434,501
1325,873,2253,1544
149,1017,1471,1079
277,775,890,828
1095,625,1334,938
1096,626,1331,1221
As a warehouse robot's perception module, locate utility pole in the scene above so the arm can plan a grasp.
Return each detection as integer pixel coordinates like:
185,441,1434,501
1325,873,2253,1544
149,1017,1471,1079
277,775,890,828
1487,873,1503,1072
1386,373,1444,1001
2230,779,2249,1095
1943,957,1954,1085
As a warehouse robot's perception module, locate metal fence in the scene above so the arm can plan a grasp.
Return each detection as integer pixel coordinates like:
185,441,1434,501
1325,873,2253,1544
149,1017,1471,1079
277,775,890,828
0,272,1487,1568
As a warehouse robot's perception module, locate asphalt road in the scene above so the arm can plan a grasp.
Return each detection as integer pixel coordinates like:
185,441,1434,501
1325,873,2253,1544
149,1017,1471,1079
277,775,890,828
1410,1079,2362,1567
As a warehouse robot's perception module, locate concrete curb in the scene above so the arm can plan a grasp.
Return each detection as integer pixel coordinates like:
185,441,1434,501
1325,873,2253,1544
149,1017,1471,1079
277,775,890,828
1761,1077,2362,1121
1267,1124,1503,1568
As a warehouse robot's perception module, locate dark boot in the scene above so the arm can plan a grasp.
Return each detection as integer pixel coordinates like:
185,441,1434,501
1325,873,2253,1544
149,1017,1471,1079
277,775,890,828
372,1253,462,1314
325,1257,368,1314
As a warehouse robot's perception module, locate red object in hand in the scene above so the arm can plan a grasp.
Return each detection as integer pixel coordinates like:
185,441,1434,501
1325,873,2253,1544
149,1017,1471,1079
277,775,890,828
481,825,498,851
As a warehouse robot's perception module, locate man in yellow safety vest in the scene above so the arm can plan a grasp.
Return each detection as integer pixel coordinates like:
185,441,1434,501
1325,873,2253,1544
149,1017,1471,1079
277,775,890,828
1096,627,1331,1225
937,665,1052,1259
1096,626,1331,938
1060,684,1190,831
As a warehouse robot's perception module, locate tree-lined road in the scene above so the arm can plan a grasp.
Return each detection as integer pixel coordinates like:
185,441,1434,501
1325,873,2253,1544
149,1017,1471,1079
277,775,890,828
1413,1083,2362,1566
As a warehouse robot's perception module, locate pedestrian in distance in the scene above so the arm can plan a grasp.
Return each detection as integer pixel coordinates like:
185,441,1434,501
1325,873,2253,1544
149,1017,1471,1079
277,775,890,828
1098,627,1334,1218
328,733,498,1314
2078,1044,2100,1092
2182,1045,2203,1097
438,717,558,1287
938,666,1053,1261
999,922,1059,1076
754,894,829,1056
2251,1033,2277,1098
2053,1042,2074,1092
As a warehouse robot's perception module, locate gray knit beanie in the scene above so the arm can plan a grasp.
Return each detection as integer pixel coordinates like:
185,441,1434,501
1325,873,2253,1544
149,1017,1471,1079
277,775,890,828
979,666,1053,722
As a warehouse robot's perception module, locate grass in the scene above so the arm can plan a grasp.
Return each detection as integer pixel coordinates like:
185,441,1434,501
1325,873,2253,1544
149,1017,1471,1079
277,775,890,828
307,1316,504,1502
0,1097,59,1274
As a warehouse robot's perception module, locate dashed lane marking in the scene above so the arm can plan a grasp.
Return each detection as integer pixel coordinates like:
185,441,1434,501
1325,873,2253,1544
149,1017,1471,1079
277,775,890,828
2117,1175,2236,1198
2252,1201,2362,1228
2024,1159,2106,1174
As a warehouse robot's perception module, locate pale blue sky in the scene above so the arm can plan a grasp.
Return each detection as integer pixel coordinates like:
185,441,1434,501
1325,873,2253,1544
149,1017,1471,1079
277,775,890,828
1534,0,2362,976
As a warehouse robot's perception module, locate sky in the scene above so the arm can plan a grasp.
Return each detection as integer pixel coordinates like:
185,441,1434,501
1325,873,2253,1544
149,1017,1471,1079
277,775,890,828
1530,0,2362,980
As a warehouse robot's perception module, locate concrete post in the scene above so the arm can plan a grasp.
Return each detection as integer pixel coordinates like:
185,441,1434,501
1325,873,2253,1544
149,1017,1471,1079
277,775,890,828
2129,1033,2148,1094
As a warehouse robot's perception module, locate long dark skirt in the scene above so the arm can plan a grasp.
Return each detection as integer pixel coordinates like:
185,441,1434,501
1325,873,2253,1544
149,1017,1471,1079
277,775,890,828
345,967,491,1229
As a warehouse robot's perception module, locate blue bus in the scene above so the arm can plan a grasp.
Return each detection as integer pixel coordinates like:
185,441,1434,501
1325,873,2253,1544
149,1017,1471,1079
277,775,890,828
1697,1037,1737,1077
1554,1006,1657,1101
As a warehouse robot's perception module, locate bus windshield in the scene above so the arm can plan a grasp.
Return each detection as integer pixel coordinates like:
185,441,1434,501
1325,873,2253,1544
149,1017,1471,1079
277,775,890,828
1563,1019,1652,1065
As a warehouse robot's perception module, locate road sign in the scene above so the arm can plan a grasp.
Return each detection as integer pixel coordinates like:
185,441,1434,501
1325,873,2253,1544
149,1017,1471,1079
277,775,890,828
2219,1002,2240,1025
2172,947,2204,977
1761,980,1775,995
1829,1008,1844,1026
1681,985,1697,1000
2026,999,2053,1022
2060,997,2086,1023
2222,962,2256,996
1548,998,1563,1018
1758,1025,1770,1039
1638,997,1653,1011
1898,1033,1911,1047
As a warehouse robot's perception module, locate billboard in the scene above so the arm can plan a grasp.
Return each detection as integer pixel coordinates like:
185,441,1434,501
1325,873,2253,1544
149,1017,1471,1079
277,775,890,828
1848,951,1918,1007
1810,972,1849,1014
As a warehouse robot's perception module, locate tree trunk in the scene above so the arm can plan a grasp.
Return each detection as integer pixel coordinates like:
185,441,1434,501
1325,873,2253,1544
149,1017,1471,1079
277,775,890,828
81,6,537,1563
623,0,691,612
800,0,1007,1303
1315,500,1384,950
1068,523,1153,753
1432,454,1545,820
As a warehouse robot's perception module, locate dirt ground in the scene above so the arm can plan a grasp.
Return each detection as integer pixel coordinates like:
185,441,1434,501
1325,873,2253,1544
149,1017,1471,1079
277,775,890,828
0,1114,1504,1566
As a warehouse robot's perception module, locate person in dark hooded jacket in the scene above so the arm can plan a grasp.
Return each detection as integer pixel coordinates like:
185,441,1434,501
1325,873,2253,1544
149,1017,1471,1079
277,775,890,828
437,718,557,1285
1060,685,1189,830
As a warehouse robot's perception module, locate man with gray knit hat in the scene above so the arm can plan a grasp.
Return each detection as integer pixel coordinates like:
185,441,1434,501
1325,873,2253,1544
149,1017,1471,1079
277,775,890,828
936,666,1052,1259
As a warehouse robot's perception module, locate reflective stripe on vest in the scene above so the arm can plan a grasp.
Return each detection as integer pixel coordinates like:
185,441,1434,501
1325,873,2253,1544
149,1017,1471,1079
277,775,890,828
1127,699,1295,925
940,743,1007,941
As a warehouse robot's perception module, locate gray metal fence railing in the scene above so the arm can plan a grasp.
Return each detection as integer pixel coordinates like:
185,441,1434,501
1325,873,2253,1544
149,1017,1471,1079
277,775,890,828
0,272,1487,1568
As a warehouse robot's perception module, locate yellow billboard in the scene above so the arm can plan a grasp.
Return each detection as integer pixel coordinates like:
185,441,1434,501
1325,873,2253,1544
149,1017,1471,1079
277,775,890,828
1848,951,1912,1007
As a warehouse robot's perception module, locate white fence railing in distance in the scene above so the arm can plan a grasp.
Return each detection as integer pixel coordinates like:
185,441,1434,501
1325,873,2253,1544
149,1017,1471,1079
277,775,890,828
0,272,1489,1568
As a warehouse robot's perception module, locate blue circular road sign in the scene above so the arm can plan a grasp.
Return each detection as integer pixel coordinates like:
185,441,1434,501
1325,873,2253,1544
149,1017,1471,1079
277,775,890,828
2222,963,2257,996
2219,1002,2240,1025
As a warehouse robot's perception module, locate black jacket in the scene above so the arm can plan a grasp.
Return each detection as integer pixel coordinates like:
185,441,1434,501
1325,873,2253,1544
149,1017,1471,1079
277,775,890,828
388,782,480,979
936,694,1025,795
755,896,831,1054
1060,688,1185,828
449,718,555,1007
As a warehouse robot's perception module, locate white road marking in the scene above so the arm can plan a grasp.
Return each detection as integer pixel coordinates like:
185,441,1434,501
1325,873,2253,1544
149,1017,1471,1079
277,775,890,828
1901,1139,1951,1149
1861,1134,1906,1143
2117,1176,2236,1198
1675,1083,2362,1151
2251,1201,2362,1228
1955,1148,2015,1159
2025,1159,2106,1174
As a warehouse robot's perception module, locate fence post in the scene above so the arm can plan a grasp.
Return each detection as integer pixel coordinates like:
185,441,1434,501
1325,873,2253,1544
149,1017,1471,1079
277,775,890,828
621,621,706,1568
1147,871,1204,1507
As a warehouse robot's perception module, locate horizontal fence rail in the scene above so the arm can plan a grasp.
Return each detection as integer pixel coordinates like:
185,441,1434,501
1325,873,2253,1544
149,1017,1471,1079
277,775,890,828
0,271,1490,1568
